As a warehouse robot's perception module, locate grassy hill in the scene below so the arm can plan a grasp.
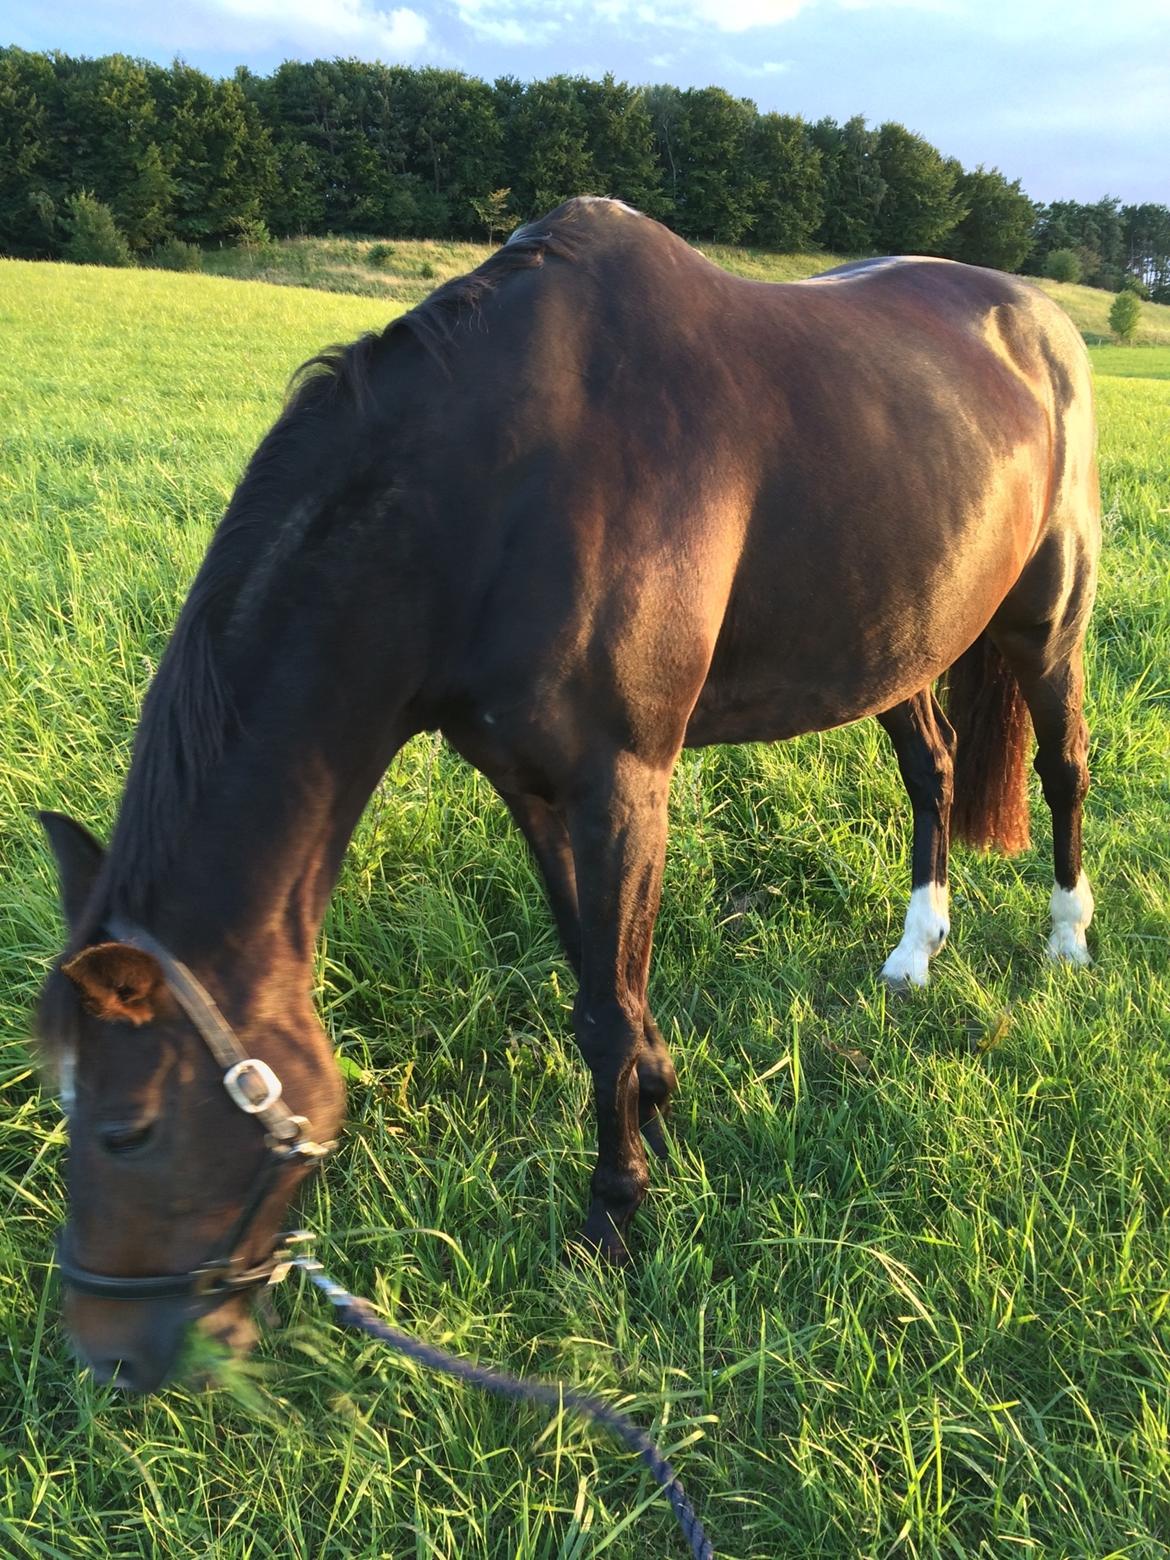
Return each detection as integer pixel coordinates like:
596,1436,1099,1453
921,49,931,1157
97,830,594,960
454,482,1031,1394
200,231,1170,344
2,258,1169,1558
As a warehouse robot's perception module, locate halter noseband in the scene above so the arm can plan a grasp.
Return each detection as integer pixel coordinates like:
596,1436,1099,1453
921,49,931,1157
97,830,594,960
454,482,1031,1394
56,916,335,1302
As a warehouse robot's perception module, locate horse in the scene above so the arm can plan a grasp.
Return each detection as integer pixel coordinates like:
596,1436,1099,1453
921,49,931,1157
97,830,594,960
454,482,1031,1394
36,197,1099,1392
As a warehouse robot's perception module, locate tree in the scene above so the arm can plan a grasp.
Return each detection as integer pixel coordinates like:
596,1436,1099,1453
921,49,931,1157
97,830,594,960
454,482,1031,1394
0,47,65,256
576,75,664,217
63,191,133,266
747,113,822,251
387,67,504,237
1109,289,1141,342
1122,202,1170,300
117,140,174,250
158,63,277,241
944,166,1035,271
873,122,963,253
471,187,513,243
810,115,884,254
1044,248,1081,283
669,87,758,242
495,75,597,219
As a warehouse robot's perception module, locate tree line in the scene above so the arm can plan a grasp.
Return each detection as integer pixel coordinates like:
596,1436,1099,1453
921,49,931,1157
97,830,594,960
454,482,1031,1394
2,47,1167,296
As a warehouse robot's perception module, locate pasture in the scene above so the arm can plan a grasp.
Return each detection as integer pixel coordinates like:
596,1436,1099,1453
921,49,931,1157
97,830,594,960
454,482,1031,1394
201,233,1170,346
1,258,1168,1558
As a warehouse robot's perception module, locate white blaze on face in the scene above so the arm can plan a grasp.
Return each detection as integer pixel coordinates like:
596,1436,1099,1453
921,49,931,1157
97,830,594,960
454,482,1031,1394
1048,872,1094,965
881,882,950,988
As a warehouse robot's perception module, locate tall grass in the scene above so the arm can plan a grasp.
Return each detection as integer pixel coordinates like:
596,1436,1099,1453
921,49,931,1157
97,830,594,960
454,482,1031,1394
1,259,1168,1559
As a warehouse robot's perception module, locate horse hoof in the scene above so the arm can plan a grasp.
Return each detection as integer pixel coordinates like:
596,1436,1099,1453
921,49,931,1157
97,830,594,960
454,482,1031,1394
570,1210,634,1268
880,954,930,990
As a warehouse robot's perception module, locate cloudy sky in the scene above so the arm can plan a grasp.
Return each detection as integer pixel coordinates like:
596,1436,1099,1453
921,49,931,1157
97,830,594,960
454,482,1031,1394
6,0,1168,204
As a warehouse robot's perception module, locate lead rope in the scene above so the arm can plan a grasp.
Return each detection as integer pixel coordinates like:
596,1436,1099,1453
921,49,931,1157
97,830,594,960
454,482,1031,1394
288,1252,716,1559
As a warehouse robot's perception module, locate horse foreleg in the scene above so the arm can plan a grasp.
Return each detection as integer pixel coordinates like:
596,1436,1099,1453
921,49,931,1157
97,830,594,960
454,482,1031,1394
877,691,956,987
562,755,674,1262
500,789,676,1158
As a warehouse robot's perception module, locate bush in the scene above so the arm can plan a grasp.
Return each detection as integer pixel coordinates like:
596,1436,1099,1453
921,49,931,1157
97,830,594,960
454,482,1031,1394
1043,248,1081,284
1120,273,1150,299
366,243,395,270
63,192,133,268
1109,289,1142,342
148,238,202,272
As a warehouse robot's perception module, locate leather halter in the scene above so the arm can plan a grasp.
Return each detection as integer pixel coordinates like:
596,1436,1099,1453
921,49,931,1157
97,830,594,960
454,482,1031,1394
56,916,336,1301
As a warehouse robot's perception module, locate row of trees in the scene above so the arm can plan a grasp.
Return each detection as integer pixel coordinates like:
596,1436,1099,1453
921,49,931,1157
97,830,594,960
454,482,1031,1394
1027,197,1170,296
2,48,1167,296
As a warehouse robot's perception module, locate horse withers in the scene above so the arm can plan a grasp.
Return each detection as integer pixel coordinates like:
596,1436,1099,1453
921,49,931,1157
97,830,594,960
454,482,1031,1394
37,198,1099,1390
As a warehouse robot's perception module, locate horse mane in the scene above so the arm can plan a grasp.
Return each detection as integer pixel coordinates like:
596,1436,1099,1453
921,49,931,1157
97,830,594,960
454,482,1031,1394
101,211,591,910
390,216,579,369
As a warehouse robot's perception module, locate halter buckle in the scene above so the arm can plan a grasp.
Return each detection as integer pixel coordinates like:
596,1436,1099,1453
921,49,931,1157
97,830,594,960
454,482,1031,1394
223,1058,283,1115
267,1230,316,1286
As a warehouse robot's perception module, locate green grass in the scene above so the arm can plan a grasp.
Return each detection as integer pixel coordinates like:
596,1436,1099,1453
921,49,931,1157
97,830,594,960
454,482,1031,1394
2,257,1169,1560
1032,280,1170,347
199,231,1170,346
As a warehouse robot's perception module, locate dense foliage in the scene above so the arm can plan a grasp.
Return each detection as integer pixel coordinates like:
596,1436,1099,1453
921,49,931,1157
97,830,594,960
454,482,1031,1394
1,47,1167,293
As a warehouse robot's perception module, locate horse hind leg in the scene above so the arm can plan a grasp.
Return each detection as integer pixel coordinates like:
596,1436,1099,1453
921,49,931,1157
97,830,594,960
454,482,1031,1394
991,535,1096,965
877,690,956,987
992,628,1094,964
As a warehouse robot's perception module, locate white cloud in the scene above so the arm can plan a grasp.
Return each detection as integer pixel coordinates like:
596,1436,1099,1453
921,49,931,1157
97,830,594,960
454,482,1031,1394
448,0,961,44
688,0,809,30
209,0,429,57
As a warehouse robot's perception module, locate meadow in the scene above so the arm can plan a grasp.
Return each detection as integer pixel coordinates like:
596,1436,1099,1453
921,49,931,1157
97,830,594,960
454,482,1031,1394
199,232,1170,345
1,258,1168,1559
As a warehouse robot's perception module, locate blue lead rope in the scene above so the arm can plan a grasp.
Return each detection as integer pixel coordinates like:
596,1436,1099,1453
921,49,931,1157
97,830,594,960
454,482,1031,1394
290,1253,715,1559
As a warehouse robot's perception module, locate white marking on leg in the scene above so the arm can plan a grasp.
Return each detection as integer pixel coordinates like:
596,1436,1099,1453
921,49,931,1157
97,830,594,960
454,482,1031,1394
1048,872,1094,965
58,1044,76,1118
881,883,950,988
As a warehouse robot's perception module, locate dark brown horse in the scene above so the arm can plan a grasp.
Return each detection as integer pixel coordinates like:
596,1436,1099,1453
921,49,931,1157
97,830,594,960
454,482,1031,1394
37,198,1099,1391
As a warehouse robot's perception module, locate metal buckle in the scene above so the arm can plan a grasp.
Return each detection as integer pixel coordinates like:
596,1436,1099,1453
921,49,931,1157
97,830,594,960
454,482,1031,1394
267,1230,316,1286
223,1058,283,1114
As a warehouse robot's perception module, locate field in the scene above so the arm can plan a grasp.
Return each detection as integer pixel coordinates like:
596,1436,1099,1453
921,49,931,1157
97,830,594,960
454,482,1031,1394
200,231,1170,344
1,259,1168,1559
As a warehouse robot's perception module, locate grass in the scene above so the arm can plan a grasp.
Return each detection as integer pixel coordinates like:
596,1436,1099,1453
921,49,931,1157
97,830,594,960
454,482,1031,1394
1032,280,1170,347
2,256,1169,1560
199,231,1170,345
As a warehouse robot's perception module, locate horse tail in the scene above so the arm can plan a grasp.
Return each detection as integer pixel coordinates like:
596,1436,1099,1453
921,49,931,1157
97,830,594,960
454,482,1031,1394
946,634,1032,855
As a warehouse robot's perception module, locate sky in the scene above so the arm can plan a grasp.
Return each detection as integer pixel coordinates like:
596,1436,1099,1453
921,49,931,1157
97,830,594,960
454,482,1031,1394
4,0,1168,205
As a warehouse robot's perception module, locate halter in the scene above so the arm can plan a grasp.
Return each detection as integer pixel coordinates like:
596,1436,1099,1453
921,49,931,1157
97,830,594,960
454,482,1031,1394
56,915,336,1301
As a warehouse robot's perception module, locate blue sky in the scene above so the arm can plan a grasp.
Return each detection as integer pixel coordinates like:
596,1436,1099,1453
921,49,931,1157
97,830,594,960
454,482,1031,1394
4,0,1168,204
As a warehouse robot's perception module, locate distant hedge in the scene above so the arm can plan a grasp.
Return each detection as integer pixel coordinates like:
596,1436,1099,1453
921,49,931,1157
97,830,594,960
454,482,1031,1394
1,47,1167,295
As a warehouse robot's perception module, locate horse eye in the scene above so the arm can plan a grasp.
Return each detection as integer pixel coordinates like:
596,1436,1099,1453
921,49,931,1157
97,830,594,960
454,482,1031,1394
99,1121,156,1156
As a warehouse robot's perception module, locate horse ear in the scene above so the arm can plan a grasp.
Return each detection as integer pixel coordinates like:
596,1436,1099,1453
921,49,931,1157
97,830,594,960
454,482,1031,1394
61,943,166,1027
39,811,106,931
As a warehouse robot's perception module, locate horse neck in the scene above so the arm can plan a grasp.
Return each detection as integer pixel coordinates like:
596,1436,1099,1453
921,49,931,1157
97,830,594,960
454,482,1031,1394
102,527,429,970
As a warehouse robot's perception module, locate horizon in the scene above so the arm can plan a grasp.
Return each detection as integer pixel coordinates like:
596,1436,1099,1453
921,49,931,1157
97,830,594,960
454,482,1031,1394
4,1,1168,208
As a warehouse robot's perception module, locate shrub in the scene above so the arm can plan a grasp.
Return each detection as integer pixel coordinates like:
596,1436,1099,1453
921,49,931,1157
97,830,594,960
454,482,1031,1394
418,259,436,279
63,192,133,268
149,238,202,272
1043,248,1081,284
1109,289,1142,342
366,243,395,270
230,215,273,256
1120,273,1150,299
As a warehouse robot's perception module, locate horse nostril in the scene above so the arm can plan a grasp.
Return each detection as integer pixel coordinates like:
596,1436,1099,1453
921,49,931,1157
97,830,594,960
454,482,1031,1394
99,1120,156,1156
